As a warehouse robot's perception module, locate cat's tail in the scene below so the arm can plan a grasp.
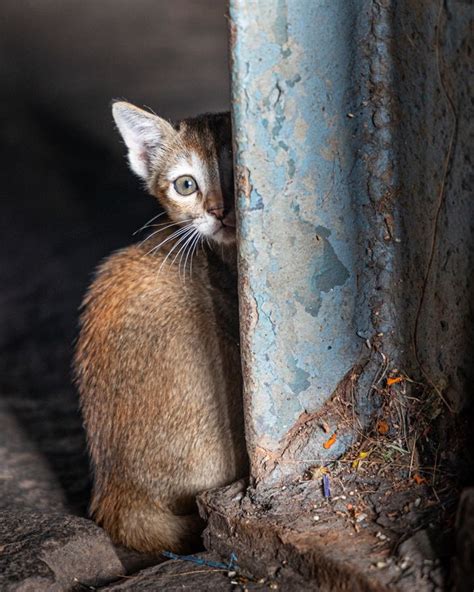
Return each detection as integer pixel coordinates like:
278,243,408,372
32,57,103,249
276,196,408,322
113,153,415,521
91,494,204,554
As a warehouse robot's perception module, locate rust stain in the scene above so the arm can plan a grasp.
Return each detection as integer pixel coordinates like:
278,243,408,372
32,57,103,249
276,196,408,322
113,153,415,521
235,164,253,200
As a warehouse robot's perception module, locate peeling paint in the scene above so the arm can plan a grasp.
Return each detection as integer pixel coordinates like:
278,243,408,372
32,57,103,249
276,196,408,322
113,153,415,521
231,0,367,477
287,354,311,395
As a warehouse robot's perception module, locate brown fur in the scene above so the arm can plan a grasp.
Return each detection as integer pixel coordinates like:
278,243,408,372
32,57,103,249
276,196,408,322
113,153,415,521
74,104,248,554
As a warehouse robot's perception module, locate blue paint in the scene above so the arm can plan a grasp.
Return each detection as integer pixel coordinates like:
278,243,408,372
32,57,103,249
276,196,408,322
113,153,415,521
287,354,311,395
231,0,366,468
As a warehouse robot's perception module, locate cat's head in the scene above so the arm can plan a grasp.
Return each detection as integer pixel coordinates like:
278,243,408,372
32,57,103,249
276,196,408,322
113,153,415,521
112,101,235,246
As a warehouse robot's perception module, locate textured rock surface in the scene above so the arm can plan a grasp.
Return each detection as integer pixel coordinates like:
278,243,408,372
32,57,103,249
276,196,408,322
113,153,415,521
0,511,124,591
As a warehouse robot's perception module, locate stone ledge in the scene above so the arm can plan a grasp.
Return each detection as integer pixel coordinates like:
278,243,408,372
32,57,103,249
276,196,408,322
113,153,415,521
197,480,444,592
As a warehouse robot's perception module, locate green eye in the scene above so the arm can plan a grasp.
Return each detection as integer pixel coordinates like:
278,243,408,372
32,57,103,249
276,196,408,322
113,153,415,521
173,175,198,196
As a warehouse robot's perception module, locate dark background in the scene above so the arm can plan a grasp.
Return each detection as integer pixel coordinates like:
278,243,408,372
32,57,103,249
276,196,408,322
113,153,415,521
0,0,230,514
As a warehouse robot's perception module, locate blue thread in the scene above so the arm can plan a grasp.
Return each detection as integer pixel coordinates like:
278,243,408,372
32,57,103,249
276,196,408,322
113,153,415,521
161,551,238,570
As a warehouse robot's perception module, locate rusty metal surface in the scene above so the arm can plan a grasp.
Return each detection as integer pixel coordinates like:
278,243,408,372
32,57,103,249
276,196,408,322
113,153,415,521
230,0,473,482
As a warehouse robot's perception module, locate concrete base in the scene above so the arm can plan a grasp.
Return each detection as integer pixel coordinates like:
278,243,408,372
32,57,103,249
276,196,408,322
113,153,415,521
198,480,446,592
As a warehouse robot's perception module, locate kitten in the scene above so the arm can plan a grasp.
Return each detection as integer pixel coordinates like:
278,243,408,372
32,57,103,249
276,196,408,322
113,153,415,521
74,102,248,554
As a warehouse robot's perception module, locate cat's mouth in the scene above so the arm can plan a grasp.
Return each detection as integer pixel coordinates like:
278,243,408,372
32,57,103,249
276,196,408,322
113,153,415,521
212,223,236,244
194,216,236,244
201,220,235,245
215,223,235,232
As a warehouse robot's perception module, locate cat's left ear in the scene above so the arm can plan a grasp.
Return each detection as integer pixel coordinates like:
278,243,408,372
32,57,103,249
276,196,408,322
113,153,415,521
112,101,175,181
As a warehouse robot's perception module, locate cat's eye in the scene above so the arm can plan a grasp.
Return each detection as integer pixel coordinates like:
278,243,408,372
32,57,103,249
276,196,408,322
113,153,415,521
173,175,198,196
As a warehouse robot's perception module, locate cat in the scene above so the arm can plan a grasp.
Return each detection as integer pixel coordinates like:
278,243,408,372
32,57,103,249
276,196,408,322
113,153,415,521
73,101,248,554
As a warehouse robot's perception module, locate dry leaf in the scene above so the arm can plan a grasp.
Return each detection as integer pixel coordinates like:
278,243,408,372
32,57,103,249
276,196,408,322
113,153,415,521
352,450,368,469
308,465,329,479
413,474,427,485
321,421,331,434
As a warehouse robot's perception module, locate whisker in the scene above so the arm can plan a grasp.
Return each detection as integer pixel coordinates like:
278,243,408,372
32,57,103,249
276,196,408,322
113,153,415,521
170,228,197,277
158,230,192,268
180,229,199,283
133,211,167,236
140,221,190,248
176,229,199,282
179,229,199,273
145,225,192,257
147,218,194,229
189,233,203,277
145,225,189,256
158,227,196,273
187,231,202,279
158,230,195,276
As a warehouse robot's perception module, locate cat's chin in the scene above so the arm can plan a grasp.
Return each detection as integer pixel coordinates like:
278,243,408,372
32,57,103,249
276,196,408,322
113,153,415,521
210,225,236,246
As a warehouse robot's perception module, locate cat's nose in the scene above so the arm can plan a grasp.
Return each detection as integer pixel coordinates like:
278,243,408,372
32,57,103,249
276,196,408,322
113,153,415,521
207,206,225,220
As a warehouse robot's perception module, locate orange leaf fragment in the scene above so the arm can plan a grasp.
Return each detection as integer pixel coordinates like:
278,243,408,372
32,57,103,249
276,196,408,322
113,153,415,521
323,433,337,449
377,420,389,435
413,474,427,485
387,376,403,386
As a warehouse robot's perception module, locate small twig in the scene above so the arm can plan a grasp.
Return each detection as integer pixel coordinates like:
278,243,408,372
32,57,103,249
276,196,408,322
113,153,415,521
408,433,419,479
161,569,229,578
431,486,441,504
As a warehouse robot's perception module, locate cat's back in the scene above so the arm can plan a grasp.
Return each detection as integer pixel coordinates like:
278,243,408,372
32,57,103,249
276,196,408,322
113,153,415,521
78,238,230,357
75,238,242,450
82,241,211,323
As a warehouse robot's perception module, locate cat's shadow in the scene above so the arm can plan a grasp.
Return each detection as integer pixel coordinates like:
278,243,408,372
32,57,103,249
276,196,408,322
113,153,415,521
1,389,91,516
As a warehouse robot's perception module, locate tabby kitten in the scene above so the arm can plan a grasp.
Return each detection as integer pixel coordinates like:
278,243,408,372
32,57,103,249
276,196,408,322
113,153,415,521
74,102,248,554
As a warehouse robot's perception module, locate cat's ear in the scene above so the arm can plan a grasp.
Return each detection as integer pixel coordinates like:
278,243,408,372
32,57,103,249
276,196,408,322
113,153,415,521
112,101,175,180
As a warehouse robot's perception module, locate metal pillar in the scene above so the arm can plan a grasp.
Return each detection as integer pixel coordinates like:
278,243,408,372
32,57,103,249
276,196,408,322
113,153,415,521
230,0,473,484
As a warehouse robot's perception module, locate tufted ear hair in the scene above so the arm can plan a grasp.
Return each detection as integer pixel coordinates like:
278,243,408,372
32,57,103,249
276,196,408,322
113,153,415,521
112,101,176,180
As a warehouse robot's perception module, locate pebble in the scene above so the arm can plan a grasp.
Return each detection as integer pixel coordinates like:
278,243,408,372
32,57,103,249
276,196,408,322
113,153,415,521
399,558,411,570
